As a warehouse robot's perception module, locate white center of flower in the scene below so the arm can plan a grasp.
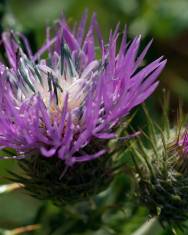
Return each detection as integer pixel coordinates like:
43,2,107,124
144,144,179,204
13,54,99,115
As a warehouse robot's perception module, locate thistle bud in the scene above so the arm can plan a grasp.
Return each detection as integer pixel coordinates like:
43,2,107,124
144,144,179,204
133,106,188,228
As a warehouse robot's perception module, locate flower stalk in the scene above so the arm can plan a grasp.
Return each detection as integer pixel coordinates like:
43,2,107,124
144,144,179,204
131,217,162,235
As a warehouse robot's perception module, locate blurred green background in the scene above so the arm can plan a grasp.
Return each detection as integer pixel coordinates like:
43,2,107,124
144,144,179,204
0,0,188,234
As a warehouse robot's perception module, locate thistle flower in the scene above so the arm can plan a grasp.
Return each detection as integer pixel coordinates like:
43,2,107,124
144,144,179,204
0,12,166,204
132,105,188,229
176,130,188,163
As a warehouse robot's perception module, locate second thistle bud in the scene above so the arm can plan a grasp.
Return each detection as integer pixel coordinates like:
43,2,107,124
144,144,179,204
133,107,188,228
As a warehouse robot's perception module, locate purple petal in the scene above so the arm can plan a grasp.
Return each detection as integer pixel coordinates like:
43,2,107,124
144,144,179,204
41,147,57,157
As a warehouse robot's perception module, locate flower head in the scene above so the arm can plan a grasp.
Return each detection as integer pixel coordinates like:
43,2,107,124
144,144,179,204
0,12,166,203
0,13,166,164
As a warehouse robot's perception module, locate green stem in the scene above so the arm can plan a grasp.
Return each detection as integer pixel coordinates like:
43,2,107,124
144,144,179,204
130,217,163,235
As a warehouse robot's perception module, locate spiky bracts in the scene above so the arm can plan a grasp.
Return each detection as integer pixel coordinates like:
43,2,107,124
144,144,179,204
0,12,166,204
132,106,188,229
13,153,112,205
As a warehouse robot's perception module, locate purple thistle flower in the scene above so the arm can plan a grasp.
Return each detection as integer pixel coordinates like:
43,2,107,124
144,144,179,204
0,13,166,168
178,131,188,155
172,130,188,172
